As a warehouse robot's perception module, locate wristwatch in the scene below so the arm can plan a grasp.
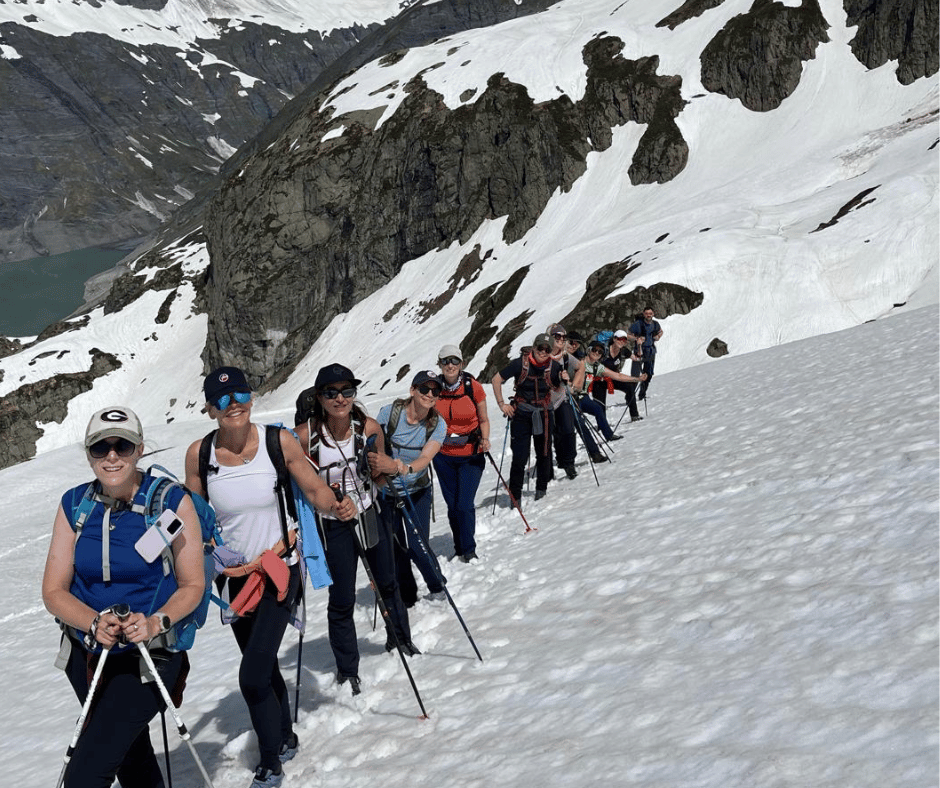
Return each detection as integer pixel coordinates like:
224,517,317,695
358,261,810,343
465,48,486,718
155,613,171,634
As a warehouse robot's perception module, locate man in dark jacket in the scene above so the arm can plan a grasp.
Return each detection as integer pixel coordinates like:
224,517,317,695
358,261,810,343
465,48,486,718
628,307,663,400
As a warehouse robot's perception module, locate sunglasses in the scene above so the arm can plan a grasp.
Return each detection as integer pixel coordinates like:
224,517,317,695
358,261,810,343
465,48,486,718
534,344,551,353
439,356,462,367
417,384,441,397
552,332,567,339
88,437,138,459
213,390,252,411
319,387,357,400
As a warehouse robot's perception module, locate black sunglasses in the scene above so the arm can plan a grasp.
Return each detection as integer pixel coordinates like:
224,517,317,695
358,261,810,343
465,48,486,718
319,387,357,400
439,356,462,367
552,332,567,339
417,384,441,397
534,344,551,353
88,437,138,459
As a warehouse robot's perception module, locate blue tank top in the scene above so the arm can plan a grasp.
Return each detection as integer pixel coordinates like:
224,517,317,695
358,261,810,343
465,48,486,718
62,474,186,652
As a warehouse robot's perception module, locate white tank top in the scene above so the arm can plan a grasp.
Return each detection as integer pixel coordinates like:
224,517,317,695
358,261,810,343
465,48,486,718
207,423,297,564
312,426,375,519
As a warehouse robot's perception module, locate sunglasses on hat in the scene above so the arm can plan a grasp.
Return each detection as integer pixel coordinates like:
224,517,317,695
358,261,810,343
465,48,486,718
213,390,252,411
88,437,138,459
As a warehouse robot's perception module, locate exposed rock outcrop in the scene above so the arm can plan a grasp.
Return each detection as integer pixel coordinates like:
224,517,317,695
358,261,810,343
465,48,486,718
203,36,689,389
0,348,121,468
700,0,830,111
657,0,729,30
844,0,938,85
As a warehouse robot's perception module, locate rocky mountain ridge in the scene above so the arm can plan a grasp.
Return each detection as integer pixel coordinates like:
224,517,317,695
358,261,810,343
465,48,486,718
0,0,936,470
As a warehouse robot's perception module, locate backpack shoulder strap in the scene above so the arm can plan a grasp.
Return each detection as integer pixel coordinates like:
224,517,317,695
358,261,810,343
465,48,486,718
265,424,298,524
198,430,217,499
518,354,530,387
384,400,405,454
71,481,100,537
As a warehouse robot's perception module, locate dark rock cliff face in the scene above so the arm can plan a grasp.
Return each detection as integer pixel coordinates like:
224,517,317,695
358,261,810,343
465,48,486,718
0,348,121,469
0,19,372,262
203,36,690,389
700,0,831,111
844,0,938,85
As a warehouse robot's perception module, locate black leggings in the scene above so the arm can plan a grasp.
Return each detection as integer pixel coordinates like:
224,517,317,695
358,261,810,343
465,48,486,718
225,563,300,771
63,640,182,788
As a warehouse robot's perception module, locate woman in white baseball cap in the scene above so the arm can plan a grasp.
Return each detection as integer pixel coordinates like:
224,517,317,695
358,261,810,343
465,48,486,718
43,406,205,788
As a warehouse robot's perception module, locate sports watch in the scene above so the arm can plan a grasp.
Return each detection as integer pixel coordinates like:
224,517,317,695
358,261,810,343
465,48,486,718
155,613,171,634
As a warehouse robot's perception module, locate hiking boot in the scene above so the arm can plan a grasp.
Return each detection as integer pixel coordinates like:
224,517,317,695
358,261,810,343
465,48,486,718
385,638,422,656
278,732,298,763
563,465,578,479
250,764,283,787
337,674,361,696
589,452,609,464
534,489,547,501
608,434,623,441
459,551,478,563
427,590,446,602
631,416,643,422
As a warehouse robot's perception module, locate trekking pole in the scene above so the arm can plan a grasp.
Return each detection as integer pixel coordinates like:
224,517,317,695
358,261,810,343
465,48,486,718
56,643,112,788
386,481,483,662
484,451,535,534
329,485,429,718
569,392,613,459
135,641,215,788
491,417,510,515
566,389,599,488
272,472,305,724
294,621,303,724
161,711,173,788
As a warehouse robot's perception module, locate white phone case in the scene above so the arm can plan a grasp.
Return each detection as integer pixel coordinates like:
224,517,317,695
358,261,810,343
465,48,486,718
135,509,184,563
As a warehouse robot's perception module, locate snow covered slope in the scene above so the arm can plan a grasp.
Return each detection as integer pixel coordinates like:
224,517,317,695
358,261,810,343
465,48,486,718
0,304,935,787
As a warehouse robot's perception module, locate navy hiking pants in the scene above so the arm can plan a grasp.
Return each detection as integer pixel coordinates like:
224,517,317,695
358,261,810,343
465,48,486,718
321,509,410,676
433,452,485,557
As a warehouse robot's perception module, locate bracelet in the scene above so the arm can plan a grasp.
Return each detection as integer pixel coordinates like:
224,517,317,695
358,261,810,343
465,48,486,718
83,613,102,649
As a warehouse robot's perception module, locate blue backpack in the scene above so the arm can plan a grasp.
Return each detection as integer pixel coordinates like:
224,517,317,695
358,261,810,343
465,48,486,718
593,329,614,346
70,464,222,651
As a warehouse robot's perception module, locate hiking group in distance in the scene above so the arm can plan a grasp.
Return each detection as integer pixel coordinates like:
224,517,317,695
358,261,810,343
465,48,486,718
41,308,663,788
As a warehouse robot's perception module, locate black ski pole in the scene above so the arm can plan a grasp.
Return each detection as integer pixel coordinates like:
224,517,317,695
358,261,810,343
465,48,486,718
566,388,599,488
161,711,173,788
330,484,430,718
483,451,535,533
569,392,613,459
612,402,629,433
491,417,510,515
386,481,483,662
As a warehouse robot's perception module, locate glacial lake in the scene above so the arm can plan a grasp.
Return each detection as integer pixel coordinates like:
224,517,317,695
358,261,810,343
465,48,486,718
0,247,127,338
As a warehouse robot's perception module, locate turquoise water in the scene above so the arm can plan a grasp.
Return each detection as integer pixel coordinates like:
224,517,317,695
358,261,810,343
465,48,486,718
0,247,127,337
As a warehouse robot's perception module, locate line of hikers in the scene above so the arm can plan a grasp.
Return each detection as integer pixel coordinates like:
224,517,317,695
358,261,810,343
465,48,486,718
42,310,662,788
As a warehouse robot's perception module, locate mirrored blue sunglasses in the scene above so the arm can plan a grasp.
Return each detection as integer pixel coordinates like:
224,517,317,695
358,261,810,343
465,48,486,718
214,390,252,411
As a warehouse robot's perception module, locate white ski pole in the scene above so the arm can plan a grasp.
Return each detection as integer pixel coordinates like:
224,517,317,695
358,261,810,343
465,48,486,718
56,645,111,788
136,642,215,788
